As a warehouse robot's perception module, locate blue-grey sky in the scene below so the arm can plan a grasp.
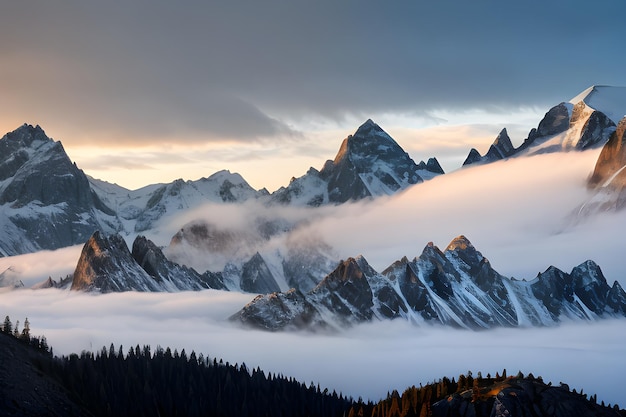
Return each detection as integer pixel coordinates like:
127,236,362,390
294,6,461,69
1,0,625,189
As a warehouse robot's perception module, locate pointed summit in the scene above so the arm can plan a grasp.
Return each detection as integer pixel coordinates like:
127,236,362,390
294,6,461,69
353,118,383,137
445,235,474,252
71,231,157,293
1,123,51,147
317,120,423,203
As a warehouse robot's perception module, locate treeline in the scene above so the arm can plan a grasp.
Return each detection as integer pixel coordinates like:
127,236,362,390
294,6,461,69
43,344,356,417
1,315,51,355
2,314,624,417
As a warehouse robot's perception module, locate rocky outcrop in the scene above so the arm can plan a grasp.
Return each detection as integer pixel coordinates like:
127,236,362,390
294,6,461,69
70,232,226,292
463,128,516,166
71,232,158,292
432,375,622,417
232,236,626,331
417,157,445,178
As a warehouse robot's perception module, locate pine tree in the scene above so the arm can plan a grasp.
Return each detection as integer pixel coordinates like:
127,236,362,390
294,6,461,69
2,315,12,334
21,318,30,340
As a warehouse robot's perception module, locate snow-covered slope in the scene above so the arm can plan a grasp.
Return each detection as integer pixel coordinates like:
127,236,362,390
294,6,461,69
464,86,626,166
569,85,626,124
0,124,120,256
90,169,263,233
231,236,626,331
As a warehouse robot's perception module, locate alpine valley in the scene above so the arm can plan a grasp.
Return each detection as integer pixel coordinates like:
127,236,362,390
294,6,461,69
2,86,626,331
2,86,626,411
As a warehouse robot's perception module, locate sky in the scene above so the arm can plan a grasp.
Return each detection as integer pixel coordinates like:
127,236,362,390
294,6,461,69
2,1,626,190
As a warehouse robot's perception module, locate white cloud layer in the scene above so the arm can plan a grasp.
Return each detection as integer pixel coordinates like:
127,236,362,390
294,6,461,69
1,149,626,407
0,289,624,407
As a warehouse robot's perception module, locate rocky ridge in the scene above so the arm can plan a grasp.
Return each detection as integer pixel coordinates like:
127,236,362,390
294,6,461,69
464,85,624,166
232,235,626,331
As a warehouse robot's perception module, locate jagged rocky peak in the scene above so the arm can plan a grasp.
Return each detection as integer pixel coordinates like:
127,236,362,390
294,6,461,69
328,257,364,282
233,235,626,332
1,123,51,147
328,119,404,167
536,102,571,137
318,119,423,203
72,231,226,293
0,123,118,256
71,231,142,292
444,234,484,264
463,128,516,166
240,252,281,294
270,118,426,205
492,128,514,155
417,157,445,175
462,148,482,166
445,234,473,252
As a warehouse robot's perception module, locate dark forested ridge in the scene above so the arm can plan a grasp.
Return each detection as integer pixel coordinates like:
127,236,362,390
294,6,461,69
0,315,624,417
351,371,626,417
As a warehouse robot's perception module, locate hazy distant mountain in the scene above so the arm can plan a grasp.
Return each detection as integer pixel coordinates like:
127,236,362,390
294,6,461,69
0,124,120,256
270,119,444,205
166,217,338,293
90,169,263,232
231,235,626,331
464,85,625,166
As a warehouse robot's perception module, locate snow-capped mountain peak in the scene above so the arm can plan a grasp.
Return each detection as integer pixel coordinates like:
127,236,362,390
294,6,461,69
569,85,626,124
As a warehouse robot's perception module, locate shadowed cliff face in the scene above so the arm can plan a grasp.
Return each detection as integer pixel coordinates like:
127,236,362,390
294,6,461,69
319,119,424,203
0,124,118,255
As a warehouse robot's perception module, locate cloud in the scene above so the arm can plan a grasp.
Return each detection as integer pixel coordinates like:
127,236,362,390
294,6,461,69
2,1,625,149
0,288,624,406
1,147,626,407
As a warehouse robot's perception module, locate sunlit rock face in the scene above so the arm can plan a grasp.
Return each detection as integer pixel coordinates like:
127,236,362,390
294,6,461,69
71,232,155,293
580,118,626,214
589,118,626,189
71,232,226,293
232,236,626,332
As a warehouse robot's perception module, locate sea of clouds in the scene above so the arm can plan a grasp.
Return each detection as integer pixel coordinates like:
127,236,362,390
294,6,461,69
1,149,626,406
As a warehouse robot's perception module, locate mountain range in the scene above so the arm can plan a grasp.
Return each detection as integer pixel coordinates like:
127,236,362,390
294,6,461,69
231,235,626,331
2,85,626,333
